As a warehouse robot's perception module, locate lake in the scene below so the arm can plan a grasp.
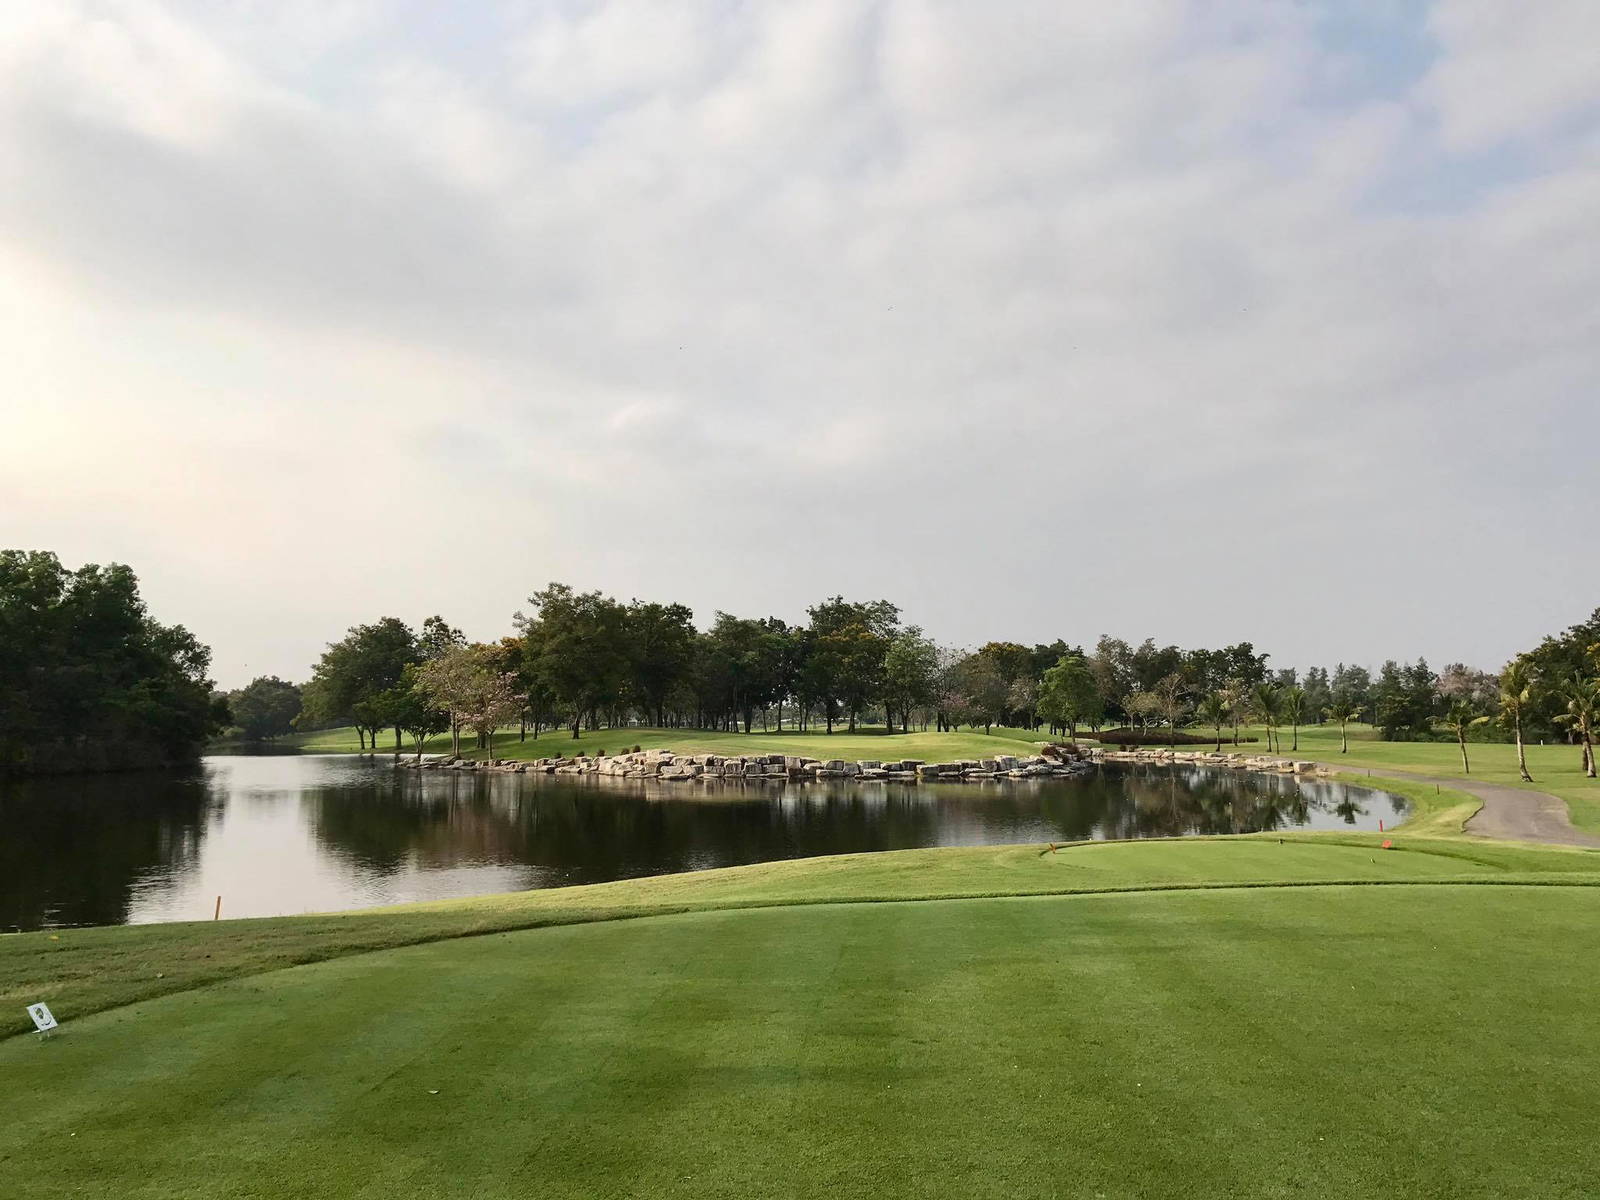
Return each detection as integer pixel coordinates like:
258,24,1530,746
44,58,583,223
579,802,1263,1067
0,753,1408,929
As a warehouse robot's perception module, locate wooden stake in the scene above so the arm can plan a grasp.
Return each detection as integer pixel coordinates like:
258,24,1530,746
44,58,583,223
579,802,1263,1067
213,895,222,921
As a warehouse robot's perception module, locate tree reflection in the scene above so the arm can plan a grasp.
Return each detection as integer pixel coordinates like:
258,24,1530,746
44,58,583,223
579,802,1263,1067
0,771,208,929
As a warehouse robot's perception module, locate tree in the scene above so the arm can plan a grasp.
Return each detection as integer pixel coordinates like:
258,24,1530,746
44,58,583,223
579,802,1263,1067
1280,686,1306,752
1330,663,1372,721
1218,680,1245,745
1088,637,1136,726
1300,667,1331,724
390,664,449,758
626,600,696,728
1195,691,1230,751
1435,698,1490,775
519,584,629,739
0,550,223,772
1498,659,1537,783
1151,672,1188,747
883,629,939,734
1037,654,1102,742
227,676,302,741
303,617,418,750
1373,659,1437,741
1249,683,1281,754
416,645,523,758
955,654,1009,733
1323,699,1361,754
806,597,899,732
1553,674,1599,779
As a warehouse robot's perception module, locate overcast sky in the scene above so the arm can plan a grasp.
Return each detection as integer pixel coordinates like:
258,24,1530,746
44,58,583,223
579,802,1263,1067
4,1,1596,689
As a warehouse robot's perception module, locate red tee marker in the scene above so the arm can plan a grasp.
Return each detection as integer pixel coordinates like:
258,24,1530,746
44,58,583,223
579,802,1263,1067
1382,839,1393,849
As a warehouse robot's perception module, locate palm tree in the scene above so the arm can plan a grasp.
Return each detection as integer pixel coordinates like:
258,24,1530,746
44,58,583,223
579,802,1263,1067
1436,699,1490,774
1249,683,1280,754
1281,686,1306,753
1323,700,1361,753
1553,674,1599,779
1498,658,1536,783
1196,691,1230,751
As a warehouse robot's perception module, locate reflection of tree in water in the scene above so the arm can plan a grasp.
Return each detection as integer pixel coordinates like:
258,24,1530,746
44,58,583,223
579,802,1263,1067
1046,766,1332,840
306,764,1387,890
0,771,208,929
307,772,956,886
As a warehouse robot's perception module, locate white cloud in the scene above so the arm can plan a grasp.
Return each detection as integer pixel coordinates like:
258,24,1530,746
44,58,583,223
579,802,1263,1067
1,0,1596,684
1420,0,1600,151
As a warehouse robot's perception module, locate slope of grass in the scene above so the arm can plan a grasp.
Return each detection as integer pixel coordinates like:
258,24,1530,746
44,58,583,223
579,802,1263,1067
6,833,1597,1040
7,883,1600,1198
290,722,1050,762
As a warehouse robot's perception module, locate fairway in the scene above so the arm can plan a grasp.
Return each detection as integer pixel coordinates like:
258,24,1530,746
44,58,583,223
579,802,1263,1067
7,883,1600,1199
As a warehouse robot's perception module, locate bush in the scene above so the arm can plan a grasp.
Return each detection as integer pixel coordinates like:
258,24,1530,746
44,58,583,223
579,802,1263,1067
1089,728,1259,747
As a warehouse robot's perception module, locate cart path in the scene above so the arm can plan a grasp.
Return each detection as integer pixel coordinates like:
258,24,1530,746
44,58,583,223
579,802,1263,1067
1343,765,1600,847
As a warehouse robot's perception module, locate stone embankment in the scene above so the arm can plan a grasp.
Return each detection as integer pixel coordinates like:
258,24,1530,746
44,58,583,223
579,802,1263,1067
397,746,1093,782
1088,747,1335,776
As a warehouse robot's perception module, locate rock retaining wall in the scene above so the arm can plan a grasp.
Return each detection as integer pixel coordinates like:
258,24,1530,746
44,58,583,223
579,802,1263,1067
396,747,1094,781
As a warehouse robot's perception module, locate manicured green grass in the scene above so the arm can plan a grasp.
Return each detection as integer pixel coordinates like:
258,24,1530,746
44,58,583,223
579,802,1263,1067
8,882,1600,1198
290,722,1050,763
1218,723,1600,835
6,835,1597,1039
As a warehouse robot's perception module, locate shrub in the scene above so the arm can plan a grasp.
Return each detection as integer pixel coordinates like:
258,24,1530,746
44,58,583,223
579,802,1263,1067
1090,728,1259,747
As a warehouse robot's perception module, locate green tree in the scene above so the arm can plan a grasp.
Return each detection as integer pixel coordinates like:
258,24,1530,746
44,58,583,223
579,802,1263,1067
625,600,696,728
1249,683,1281,754
1373,659,1437,741
1323,699,1361,753
227,676,302,741
806,597,899,733
883,629,939,734
303,617,418,750
1037,654,1102,742
519,584,629,739
1435,698,1490,775
955,654,1009,734
0,550,222,772
1498,659,1537,783
1281,686,1306,752
1553,674,1599,779
1195,691,1230,751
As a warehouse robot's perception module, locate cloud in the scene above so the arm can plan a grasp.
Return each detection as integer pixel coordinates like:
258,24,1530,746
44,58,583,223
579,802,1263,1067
1,0,1596,685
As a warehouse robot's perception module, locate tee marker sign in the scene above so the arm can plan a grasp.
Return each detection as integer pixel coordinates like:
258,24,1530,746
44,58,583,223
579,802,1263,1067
27,1002,58,1035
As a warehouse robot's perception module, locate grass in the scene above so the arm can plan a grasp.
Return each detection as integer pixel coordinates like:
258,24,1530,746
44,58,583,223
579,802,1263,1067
5,834,1596,1039
1211,722,1600,835
8,875,1600,1197
289,722,1051,763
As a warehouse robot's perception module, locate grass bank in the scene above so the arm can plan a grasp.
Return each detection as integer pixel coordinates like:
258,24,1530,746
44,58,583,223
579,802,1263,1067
288,722,1050,762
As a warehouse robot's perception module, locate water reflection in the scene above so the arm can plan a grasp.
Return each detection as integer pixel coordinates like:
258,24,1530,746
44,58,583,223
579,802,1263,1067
0,756,1406,929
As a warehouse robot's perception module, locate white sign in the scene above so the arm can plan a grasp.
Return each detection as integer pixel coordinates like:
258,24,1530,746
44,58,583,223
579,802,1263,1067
26,1003,58,1034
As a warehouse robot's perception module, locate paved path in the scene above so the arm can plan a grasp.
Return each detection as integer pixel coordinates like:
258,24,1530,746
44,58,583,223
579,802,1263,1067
1339,765,1600,848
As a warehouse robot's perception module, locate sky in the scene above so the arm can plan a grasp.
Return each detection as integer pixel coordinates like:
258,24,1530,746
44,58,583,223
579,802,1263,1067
3,0,1597,690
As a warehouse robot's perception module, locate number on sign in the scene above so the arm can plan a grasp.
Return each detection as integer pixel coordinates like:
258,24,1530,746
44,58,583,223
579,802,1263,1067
27,1002,58,1034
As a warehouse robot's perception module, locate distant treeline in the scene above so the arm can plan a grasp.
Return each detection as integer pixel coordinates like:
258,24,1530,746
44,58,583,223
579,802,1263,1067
271,581,1599,773
0,551,224,774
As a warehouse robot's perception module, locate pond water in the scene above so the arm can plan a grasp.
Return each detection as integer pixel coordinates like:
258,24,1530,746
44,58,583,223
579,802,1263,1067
0,754,1408,930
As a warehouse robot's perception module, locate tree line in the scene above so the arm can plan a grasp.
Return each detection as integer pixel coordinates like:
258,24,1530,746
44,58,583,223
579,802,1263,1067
280,582,1285,754
268,585,1598,779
